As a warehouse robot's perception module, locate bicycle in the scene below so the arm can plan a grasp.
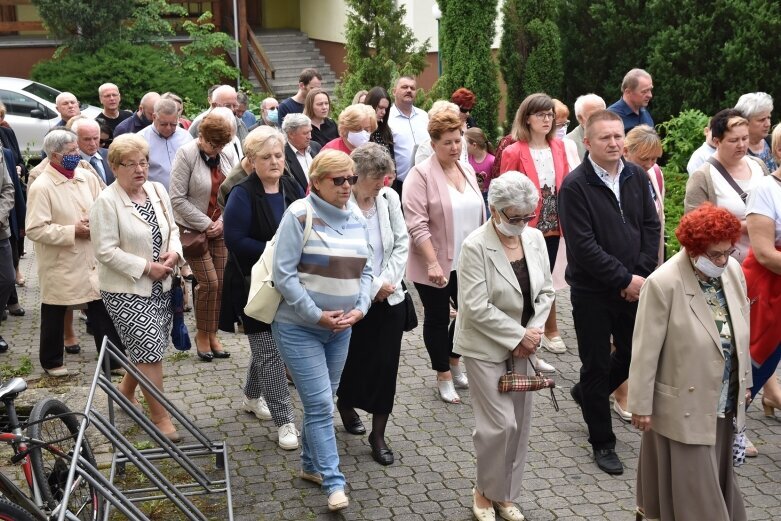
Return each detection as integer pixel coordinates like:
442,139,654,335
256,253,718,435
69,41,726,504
0,377,103,521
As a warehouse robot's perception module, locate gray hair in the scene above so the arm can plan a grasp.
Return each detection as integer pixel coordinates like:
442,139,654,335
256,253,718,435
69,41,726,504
209,106,237,133
237,91,250,105
261,97,277,110
574,93,606,118
43,129,78,157
488,171,539,215
55,91,77,105
98,83,119,96
351,143,394,180
735,92,774,119
244,126,286,160
69,118,99,134
154,98,179,116
621,68,652,92
428,100,459,118
282,113,311,134
161,92,183,105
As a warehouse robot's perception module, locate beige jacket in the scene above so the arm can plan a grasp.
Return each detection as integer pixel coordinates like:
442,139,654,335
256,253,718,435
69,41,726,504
25,164,102,305
29,157,106,189
169,140,237,231
454,221,555,363
90,181,184,296
628,251,752,445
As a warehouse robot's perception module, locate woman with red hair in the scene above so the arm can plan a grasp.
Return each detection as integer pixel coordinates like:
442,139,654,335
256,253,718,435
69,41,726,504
450,87,476,129
628,203,750,521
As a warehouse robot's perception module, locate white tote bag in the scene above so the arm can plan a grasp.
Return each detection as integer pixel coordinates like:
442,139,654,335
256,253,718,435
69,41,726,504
244,200,313,323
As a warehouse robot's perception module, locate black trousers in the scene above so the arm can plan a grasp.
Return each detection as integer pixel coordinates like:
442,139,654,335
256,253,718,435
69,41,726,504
39,299,124,370
570,289,637,450
0,239,15,333
414,271,459,373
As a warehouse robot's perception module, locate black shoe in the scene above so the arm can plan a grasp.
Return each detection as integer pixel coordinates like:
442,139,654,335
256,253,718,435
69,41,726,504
570,383,583,408
0,310,6,321
211,350,231,359
64,344,81,354
594,448,623,475
337,401,366,435
196,351,214,362
7,306,25,317
0,336,8,353
369,433,394,466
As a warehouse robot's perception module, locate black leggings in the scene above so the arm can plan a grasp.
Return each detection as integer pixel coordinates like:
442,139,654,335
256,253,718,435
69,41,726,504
414,271,459,373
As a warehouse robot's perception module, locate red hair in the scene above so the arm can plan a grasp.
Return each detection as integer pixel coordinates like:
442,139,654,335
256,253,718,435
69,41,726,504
451,88,476,109
675,203,741,257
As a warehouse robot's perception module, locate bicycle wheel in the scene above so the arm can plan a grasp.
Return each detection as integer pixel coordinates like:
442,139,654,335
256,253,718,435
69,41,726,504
27,398,101,521
0,496,38,521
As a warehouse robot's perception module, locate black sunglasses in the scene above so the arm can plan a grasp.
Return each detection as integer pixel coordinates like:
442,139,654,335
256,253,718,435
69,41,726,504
330,175,359,186
459,106,472,114
501,209,536,225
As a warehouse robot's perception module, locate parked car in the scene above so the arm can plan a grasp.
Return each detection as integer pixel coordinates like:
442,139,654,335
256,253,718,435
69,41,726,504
0,77,102,156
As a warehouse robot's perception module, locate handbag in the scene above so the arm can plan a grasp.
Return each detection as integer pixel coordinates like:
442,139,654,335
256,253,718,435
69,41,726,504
401,281,418,332
498,356,559,411
178,225,208,258
244,200,313,324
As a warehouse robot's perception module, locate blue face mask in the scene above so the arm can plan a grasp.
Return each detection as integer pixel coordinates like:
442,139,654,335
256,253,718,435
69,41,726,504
267,109,279,124
60,153,81,171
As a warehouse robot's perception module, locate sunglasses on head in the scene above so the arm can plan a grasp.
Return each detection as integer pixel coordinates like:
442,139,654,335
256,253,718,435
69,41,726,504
330,175,359,186
501,209,536,225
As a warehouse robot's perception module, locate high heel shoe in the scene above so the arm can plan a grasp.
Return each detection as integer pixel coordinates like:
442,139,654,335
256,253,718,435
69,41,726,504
762,396,780,418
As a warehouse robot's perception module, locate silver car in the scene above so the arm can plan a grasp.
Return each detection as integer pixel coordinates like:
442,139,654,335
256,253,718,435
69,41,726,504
0,76,102,156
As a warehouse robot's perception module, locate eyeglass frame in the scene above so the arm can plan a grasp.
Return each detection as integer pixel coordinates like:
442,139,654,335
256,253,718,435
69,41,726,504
118,161,150,169
703,247,736,262
531,112,555,121
500,208,536,225
328,175,359,186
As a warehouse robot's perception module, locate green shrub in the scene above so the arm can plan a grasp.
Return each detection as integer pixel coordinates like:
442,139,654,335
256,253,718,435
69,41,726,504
663,169,688,258
657,109,709,173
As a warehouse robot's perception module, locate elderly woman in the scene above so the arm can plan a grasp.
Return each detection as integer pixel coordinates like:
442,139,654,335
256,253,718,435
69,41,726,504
25,129,124,376
335,143,409,465
304,88,338,148
500,93,572,358
220,127,303,450
628,203,751,521
734,92,776,172
685,109,768,263
363,86,396,172
456,172,554,521
170,113,237,361
90,134,184,442
403,111,485,404
271,149,371,511
414,100,469,165
322,104,378,155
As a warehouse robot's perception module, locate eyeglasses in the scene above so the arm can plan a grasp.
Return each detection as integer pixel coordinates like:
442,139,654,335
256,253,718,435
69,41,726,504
555,120,570,129
704,248,736,262
532,112,555,121
329,175,359,186
119,161,150,169
501,209,536,225
459,106,472,114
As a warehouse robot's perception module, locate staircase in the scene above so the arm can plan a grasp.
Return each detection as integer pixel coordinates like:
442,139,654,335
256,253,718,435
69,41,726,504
250,29,338,100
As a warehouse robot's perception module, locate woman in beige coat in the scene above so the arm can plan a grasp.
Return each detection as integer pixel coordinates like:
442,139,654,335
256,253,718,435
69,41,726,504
628,204,751,521
454,172,554,521
25,129,124,376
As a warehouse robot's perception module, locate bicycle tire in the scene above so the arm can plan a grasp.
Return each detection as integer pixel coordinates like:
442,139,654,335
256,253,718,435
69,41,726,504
27,398,102,521
0,496,38,521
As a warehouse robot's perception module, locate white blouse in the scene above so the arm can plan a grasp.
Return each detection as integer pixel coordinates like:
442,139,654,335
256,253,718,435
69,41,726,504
710,158,764,262
448,183,484,270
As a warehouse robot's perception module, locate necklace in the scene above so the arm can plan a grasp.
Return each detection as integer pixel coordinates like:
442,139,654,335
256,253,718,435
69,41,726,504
361,204,377,219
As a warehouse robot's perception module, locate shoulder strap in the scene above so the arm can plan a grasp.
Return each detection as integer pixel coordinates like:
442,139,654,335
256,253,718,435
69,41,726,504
706,156,747,202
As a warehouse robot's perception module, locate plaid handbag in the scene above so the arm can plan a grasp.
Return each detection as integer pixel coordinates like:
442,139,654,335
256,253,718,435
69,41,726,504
498,357,559,411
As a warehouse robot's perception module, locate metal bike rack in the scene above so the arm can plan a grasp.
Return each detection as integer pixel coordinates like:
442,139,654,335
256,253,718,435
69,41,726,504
57,337,234,521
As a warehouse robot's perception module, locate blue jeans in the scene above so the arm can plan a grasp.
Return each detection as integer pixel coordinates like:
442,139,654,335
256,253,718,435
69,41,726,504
271,321,351,494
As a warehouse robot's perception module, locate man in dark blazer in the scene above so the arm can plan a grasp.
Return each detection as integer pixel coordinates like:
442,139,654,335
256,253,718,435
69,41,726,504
282,113,321,192
0,125,27,182
72,119,114,186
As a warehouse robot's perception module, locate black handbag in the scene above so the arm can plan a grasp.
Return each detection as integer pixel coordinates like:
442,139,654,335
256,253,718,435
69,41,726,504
401,281,418,332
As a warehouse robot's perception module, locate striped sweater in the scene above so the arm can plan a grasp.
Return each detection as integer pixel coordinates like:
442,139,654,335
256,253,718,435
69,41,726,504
272,193,372,327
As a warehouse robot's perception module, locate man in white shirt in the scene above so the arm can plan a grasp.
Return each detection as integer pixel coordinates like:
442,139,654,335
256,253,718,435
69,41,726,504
387,76,429,194
282,113,321,192
138,98,193,189
71,118,112,186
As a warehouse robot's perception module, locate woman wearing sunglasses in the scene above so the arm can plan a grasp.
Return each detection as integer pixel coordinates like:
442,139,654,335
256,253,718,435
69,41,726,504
499,93,573,359
271,149,372,512
403,110,485,404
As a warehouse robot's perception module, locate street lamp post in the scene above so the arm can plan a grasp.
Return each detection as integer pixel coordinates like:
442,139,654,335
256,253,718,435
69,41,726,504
432,3,442,77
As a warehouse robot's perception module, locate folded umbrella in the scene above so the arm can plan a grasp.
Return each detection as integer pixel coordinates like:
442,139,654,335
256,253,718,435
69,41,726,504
170,275,191,351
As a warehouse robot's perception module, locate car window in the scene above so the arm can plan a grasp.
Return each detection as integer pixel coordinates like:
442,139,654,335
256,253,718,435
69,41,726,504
0,89,56,119
22,81,60,104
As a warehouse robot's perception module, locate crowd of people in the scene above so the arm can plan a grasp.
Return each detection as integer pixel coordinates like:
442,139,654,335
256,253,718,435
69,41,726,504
0,63,778,520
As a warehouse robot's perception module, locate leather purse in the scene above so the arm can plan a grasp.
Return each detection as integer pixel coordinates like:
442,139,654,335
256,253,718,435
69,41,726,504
498,357,559,411
401,281,418,332
178,225,208,258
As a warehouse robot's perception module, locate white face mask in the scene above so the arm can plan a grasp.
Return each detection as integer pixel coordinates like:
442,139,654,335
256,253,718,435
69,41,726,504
555,126,568,140
347,130,370,148
495,219,527,236
694,255,726,278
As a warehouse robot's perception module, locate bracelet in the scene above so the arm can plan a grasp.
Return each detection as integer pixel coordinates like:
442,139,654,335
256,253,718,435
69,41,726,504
426,262,439,270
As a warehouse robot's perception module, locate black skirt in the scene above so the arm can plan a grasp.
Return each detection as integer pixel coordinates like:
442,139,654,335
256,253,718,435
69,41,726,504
336,298,406,415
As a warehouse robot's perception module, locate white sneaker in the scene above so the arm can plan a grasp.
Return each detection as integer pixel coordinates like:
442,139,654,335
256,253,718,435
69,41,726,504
243,396,271,420
450,364,469,389
541,335,567,354
278,422,299,450
534,358,556,373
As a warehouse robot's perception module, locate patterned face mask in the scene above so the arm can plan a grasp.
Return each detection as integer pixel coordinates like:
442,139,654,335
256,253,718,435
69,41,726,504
60,153,81,171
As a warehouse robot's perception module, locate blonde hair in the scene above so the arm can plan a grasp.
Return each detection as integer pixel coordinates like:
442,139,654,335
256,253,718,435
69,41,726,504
771,124,781,162
428,100,459,118
624,124,662,160
108,134,149,169
243,126,286,161
337,104,377,138
309,149,354,186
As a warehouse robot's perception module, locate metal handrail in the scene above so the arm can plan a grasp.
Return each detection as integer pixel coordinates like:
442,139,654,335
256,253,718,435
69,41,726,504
246,29,275,80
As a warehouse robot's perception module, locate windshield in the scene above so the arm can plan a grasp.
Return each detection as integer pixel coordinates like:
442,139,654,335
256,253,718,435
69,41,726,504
22,81,60,104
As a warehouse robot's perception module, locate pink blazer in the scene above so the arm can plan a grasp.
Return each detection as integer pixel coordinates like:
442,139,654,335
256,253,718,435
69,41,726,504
402,154,484,285
498,139,570,229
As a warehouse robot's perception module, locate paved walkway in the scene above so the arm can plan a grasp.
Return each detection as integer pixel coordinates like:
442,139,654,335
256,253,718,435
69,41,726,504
2,245,780,520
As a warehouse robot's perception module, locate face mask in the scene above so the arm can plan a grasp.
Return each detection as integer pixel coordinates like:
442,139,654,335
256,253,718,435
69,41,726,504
60,153,81,171
555,126,567,140
267,109,278,124
694,255,726,278
495,219,527,237
347,130,370,148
